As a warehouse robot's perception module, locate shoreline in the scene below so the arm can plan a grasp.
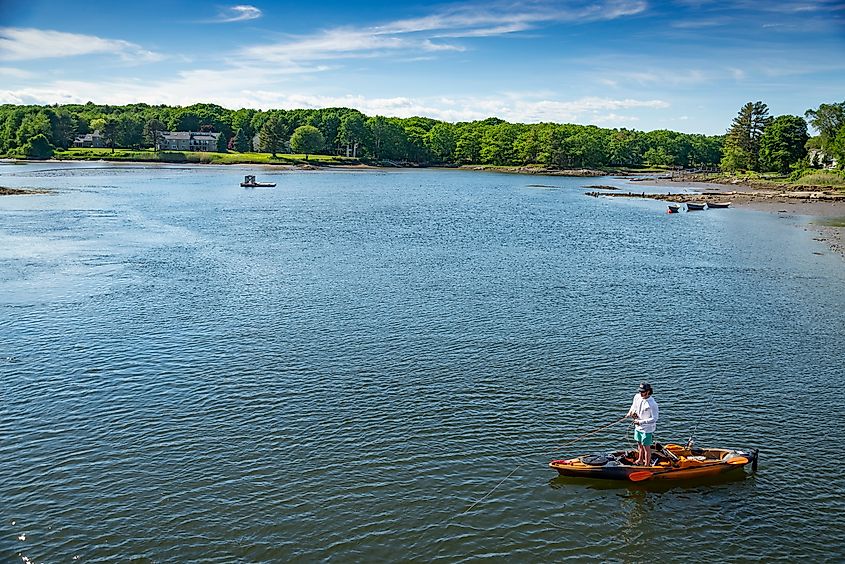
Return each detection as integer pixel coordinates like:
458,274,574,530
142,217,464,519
2,159,843,259
599,177,845,259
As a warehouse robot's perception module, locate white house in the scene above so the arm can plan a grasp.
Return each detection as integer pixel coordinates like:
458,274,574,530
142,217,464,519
808,148,838,169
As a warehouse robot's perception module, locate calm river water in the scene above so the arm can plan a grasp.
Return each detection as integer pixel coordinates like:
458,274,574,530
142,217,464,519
1,162,844,562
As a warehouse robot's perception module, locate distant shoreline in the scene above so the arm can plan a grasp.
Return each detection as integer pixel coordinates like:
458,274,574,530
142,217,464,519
600,177,845,258
2,158,842,259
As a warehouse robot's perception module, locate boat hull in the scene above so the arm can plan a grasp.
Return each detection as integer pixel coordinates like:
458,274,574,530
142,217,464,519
549,445,757,481
549,461,746,480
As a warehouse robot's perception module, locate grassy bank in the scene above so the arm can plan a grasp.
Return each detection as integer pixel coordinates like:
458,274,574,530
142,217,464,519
50,147,359,166
680,169,845,191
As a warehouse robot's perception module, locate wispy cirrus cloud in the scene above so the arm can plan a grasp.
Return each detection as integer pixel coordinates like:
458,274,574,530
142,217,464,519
240,0,647,63
210,5,263,23
0,27,161,62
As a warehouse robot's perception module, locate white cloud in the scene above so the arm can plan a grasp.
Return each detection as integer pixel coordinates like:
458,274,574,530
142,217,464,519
212,5,263,23
0,66,32,78
670,17,733,29
0,70,667,126
590,113,641,125
0,27,161,62
729,67,746,80
239,1,647,64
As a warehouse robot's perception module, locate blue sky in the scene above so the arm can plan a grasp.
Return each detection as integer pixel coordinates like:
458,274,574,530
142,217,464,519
1,0,843,134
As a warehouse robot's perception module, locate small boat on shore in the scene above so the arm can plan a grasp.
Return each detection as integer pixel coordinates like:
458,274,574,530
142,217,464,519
707,201,731,208
668,204,680,213
686,202,706,211
240,175,276,188
550,443,758,481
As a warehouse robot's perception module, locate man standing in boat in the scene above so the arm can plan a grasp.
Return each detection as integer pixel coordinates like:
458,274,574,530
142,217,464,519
627,383,659,466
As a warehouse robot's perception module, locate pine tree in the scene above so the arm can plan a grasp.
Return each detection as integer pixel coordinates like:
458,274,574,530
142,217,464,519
234,128,251,152
723,101,772,171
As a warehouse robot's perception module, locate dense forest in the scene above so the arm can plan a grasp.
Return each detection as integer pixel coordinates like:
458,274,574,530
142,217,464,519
1,100,842,174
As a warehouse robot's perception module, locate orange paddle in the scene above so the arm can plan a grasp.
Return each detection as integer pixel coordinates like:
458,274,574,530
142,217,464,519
628,471,654,482
726,456,749,465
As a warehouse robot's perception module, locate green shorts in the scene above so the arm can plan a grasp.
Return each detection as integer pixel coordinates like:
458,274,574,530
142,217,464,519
634,429,654,446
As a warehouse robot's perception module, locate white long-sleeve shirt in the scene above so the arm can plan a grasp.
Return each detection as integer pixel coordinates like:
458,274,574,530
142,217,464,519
628,394,659,433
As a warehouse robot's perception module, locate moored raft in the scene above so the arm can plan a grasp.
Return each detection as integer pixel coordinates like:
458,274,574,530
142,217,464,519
240,174,276,188
550,443,758,481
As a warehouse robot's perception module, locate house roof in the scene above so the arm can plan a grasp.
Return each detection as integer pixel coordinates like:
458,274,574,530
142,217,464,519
161,131,221,141
74,130,102,141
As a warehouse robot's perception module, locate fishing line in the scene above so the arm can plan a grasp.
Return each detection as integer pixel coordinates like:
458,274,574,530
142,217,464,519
460,415,628,515
687,396,714,447
407,415,631,557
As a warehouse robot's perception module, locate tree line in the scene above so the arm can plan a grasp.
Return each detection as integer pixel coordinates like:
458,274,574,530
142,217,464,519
720,100,845,174
0,100,842,173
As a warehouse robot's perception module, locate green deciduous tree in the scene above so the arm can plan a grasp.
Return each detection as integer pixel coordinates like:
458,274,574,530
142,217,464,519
454,128,481,164
116,115,143,148
608,129,643,167
15,112,52,148
480,123,522,165
720,144,751,172
289,125,324,160
804,101,845,148
0,108,26,153
568,127,607,168
805,101,845,167
365,116,404,160
23,133,54,159
513,125,545,164
231,108,257,140
759,115,809,173
426,123,457,162
337,113,367,158
403,124,430,162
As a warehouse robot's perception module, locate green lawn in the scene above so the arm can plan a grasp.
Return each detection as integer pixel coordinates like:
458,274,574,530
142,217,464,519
52,147,358,165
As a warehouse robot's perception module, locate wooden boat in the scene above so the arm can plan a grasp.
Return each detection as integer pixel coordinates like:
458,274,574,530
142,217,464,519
240,175,276,188
686,202,706,211
707,201,731,208
549,443,758,481
667,204,680,213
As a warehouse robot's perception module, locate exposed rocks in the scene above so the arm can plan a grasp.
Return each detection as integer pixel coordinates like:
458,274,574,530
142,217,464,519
0,186,48,195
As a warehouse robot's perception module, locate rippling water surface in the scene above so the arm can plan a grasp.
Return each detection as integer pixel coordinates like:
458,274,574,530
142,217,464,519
2,162,844,561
